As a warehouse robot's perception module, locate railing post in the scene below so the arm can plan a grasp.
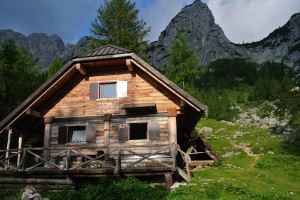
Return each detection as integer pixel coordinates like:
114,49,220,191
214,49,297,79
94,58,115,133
172,144,177,171
66,148,70,170
17,137,22,167
22,149,27,171
114,148,121,175
5,129,13,169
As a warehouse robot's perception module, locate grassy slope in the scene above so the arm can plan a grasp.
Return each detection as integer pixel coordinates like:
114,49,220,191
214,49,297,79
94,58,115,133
168,119,300,200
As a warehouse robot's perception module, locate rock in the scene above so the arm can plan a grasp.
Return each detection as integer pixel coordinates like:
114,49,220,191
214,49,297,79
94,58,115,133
21,186,48,200
145,1,300,70
232,131,244,138
0,29,89,71
198,127,213,135
222,151,241,157
170,182,187,190
268,151,274,155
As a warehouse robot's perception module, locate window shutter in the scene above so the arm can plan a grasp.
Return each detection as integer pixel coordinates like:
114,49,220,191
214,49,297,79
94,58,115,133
149,121,160,140
117,81,127,98
58,126,68,144
86,125,96,143
90,83,99,99
118,123,129,141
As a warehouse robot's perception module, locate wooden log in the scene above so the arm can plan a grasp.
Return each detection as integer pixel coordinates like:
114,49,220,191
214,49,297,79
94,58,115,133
164,173,173,190
25,109,42,118
0,178,73,184
0,184,75,190
76,63,87,75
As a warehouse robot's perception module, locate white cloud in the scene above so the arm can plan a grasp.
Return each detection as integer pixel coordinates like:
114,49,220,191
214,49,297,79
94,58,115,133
206,0,300,43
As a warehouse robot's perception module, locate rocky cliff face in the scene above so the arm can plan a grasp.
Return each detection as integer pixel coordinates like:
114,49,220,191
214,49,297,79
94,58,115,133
145,0,300,69
1,0,299,71
0,29,89,71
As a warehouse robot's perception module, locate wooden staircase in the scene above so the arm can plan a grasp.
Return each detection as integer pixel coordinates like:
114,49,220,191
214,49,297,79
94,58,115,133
177,146,215,182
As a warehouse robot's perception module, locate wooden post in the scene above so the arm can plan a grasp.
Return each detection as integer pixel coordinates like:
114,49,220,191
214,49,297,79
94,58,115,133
17,137,22,166
164,173,173,190
114,147,121,175
44,117,54,167
5,129,12,169
104,114,112,160
168,108,177,162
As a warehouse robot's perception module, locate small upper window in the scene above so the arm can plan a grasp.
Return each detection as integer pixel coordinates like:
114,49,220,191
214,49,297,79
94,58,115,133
90,81,127,99
100,82,117,98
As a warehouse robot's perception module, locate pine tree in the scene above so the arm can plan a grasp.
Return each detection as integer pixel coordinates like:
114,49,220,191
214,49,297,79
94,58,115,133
47,57,64,78
165,32,199,90
0,39,44,120
88,0,150,55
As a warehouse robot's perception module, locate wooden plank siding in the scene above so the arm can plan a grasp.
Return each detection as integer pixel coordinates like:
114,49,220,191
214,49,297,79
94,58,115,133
45,65,179,159
44,67,180,118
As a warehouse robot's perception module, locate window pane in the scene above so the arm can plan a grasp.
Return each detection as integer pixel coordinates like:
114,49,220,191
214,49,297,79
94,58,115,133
100,83,116,98
71,129,86,142
130,123,147,140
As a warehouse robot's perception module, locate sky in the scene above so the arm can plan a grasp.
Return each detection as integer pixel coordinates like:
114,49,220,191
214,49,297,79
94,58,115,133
0,0,299,44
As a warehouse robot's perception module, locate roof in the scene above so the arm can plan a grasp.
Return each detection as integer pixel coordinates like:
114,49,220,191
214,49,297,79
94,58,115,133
0,44,206,133
77,44,132,58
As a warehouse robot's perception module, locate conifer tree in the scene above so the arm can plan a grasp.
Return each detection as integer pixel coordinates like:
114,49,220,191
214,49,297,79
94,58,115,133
88,0,150,55
165,32,199,90
47,57,64,78
0,39,44,120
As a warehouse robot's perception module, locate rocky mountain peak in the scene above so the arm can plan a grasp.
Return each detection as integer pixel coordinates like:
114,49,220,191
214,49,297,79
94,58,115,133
0,29,89,71
145,1,299,69
145,0,243,69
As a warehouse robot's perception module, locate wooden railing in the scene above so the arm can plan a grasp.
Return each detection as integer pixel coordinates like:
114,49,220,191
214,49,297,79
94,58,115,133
0,144,181,174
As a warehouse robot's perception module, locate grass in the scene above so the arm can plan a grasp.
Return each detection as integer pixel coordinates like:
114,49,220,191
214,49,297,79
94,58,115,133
1,118,299,200
175,118,300,200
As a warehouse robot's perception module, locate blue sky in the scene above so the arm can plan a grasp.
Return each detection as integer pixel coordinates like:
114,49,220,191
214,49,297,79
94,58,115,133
0,0,299,44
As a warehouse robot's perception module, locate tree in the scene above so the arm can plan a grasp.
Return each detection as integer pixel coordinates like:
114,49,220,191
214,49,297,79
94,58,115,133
0,39,44,120
165,32,199,90
47,57,64,78
88,0,150,55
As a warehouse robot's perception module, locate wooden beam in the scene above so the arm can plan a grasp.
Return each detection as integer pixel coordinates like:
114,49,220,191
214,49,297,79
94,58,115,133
126,59,134,72
75,63,87,75
26,109,42,118
44,116,54,124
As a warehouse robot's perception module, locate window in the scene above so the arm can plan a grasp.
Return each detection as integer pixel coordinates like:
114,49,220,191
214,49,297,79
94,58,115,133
100,82,116,98
58,125,96,144
118,122,160,141
69,126,86,143
90,81,127,99
130,123,147,140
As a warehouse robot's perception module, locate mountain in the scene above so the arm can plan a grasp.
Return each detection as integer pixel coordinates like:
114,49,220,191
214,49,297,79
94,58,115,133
0,0,299,71
0,29,89,71
145,0,300,69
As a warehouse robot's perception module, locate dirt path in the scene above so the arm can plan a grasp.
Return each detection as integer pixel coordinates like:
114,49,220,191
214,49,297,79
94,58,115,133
229,139,261,167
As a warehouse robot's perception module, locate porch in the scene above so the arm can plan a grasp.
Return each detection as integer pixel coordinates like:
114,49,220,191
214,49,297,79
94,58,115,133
0,144,191,190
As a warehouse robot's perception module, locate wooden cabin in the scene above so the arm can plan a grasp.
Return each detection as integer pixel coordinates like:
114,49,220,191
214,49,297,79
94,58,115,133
0,44,207,189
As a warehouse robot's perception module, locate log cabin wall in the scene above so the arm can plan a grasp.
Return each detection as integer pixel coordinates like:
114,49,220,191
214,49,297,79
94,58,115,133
45,64,181,155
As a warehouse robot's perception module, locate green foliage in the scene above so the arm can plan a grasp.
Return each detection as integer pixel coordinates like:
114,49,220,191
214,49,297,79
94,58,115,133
88,0,150,55
41,176,167,200
255,155,300,169
275,90,300,125
0,39,45,120
165,32,199,90
47,57,64,78
199,58,258,90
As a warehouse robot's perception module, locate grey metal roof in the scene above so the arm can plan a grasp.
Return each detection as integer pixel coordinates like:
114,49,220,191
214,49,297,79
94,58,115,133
77,44,132,58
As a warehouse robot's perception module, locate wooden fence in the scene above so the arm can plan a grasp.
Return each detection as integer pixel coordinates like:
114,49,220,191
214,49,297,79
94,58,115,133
0,144,190,175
